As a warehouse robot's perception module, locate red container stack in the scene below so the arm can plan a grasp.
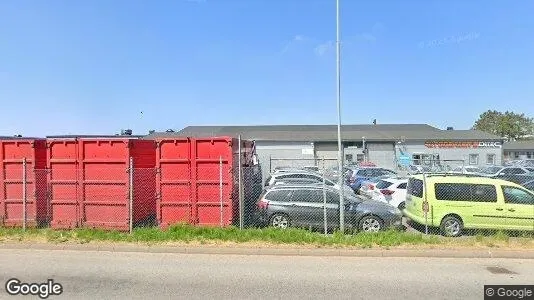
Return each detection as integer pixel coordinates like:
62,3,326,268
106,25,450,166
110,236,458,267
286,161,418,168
155,136,258,228
0,138,48,227
47,137,156,230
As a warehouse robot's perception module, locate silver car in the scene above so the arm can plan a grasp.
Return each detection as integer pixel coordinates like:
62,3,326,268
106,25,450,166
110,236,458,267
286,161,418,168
265,171,355,195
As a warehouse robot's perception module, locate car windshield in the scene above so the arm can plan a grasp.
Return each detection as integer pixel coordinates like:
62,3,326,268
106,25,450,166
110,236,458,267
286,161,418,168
382,169,396,175
480,166,502,174
369,176,384,182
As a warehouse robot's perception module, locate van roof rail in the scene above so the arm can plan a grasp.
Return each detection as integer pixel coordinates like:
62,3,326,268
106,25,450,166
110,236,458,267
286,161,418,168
423,173,484,178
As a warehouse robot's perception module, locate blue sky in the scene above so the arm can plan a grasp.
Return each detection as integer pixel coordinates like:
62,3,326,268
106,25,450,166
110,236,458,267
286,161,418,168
1,0,533,136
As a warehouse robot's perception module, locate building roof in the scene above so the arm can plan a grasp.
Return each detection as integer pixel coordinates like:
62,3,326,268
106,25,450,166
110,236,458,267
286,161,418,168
145,124,503,142
503,140,534,151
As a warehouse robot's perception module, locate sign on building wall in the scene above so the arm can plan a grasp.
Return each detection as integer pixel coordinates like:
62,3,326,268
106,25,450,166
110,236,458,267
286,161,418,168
424,141,502,149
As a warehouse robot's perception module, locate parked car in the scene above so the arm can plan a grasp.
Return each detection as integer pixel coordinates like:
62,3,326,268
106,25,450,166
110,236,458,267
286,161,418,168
272,168,317,174
265,171,355,195
358,175,393,198
492,174,534,186
403,174,534,237
522,179,534,191
368,178,408,210
347,168,397,193
255,185,403,232
302,166,320,172
477,166,532,177
406,165,432,175
449,166,481,175
323,166,353,182
271,178,325,186
515,159,534,168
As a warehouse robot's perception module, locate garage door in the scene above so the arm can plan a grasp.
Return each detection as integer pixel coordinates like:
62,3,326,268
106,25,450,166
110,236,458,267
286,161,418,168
367,143,395,170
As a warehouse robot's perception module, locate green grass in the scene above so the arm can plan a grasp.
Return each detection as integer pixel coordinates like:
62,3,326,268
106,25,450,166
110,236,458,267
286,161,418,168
0,224,441,248
0,225,531,249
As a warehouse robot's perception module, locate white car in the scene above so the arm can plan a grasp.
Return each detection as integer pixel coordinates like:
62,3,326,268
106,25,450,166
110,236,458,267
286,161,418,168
449,166,481,175
266,171,355,195
368,178,408,210
359,180,381,199
477,166,532,177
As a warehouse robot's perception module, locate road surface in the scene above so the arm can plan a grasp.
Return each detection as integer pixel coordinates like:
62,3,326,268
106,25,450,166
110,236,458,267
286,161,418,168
0,249,533,299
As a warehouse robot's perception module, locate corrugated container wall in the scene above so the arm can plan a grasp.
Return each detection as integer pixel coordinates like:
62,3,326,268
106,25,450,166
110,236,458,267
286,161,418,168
0,138,47,227
47,138,156,230
46,138,79,229
155,137,262,228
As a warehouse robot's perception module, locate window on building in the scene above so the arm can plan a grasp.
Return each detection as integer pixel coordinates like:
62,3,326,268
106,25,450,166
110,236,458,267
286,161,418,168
528,152,533,159
356,154,364,162
345,154,353,163
486,154,496,165
514,152,520,159
469,154,479,165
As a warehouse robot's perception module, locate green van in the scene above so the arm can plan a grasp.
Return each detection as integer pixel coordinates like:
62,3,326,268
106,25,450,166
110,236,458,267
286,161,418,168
403,174,534,237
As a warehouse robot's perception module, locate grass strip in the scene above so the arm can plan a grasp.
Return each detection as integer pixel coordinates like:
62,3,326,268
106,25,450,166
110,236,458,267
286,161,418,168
0,225,531,249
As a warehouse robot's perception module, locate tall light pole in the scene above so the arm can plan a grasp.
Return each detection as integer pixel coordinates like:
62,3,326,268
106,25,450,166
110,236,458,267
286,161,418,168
336,0,344,232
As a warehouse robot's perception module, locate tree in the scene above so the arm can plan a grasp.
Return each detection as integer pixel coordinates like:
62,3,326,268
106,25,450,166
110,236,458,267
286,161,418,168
473,110,534,140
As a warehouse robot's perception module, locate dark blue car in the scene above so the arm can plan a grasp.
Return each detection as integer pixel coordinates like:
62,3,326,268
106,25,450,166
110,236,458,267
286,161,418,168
347,167,397,193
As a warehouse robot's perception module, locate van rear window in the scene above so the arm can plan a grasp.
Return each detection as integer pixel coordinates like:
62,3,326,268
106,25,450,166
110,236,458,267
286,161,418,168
407,178,424,198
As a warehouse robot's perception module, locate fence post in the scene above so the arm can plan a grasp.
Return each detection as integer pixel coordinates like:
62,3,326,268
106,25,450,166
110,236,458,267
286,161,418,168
22,158,27,231
322,157,327,235
238,135,244,229
422,171,429,235
219,156,223,227
129,157,133,234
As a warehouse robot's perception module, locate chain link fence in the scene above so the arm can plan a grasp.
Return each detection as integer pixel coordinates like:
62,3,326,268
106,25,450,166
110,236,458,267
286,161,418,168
1,158,532,240
268,157,339,174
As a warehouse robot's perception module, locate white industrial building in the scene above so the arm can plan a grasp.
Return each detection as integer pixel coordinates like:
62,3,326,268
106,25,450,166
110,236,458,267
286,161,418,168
148,124,504,181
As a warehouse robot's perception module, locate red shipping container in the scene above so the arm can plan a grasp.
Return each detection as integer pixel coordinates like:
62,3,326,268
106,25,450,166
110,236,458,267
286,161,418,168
47,137,156,231
46,137,79,229
0,138,47,227
155,136,260,228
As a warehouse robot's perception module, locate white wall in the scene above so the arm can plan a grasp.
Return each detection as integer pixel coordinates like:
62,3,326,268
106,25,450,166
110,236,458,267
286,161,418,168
255,141,314,180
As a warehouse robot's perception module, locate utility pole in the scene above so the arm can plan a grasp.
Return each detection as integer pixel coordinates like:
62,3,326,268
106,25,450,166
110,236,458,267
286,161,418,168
335,0,344,232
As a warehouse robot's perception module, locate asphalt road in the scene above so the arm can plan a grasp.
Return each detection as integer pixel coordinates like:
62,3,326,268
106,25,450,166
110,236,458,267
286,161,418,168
0,249,533,300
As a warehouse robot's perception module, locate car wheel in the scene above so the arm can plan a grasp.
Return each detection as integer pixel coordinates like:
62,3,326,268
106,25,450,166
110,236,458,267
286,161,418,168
270,213,290,229
358,215,383,232
440,215,463,237
397,202,405,210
